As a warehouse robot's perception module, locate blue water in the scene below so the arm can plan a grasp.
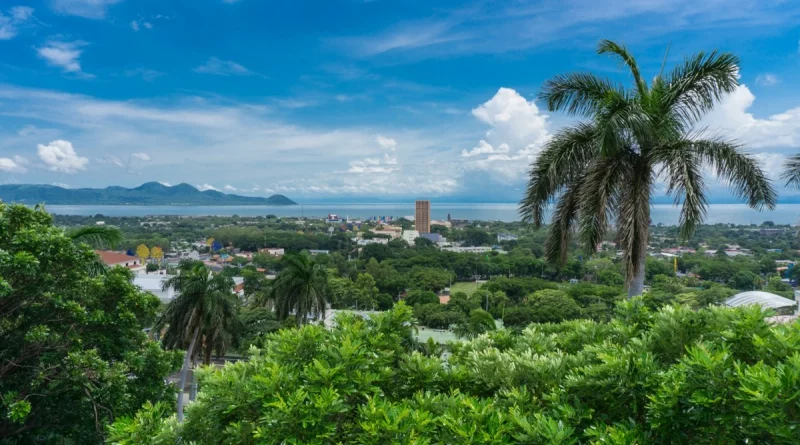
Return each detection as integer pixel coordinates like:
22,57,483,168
43,203,800,225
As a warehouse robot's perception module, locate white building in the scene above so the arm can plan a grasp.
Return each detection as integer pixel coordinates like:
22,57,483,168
497,233,518,242
134,275,176,303
259,248,285,257
441,246,493,254
401,230,420,244
95,250,144,272
356,238,389,246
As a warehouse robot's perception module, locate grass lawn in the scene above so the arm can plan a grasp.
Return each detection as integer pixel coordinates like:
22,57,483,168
450,281,481,296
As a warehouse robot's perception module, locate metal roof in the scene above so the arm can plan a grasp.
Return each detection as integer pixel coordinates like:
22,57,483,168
725,291,796,310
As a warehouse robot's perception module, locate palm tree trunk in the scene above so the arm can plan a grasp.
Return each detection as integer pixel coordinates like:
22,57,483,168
627,254,646,298
627,222,649,298
177,325,200,423
189,355,198,402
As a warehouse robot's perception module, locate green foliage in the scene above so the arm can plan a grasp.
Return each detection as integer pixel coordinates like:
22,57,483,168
110,300,800,444
405,289,439,307
0,204,181,443
146,262,159,272
453,309,496,339
484,277,557,302
526,289,582,324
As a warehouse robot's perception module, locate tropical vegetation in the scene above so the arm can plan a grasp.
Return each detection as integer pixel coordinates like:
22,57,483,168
0,203,181,443
521,39,776,297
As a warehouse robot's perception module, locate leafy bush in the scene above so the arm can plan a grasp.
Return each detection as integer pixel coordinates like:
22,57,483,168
526,289,581,323
110,301,800,444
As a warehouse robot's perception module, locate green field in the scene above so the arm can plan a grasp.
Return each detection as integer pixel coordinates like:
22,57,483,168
450,281,481,296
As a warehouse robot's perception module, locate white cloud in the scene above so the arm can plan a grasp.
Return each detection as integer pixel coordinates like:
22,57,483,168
131,152,151,161
37,41,92,77
224,184,237,191
131,19,154,31
376,135,397,151
196,183,219,191
52,182,71,188
755,73,779,86
51,0,121,19
10,6,33,21
158,181,171,187
0,155,28,173
699,84,800,149
37,140,89,173
0,6,34,40
462,87,551,179
194,57,252,76
0,84,466,197
461,140,510,157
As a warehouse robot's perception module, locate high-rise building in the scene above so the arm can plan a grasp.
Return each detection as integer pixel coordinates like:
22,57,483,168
415,200,430,234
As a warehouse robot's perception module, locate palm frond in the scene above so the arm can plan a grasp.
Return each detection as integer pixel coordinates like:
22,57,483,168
520,123,597,227
67,225,123,248
652,142,708,239
538,72,626,116
781,153,800,189
691,139,777,210
577,157,628,253
597,39,648,98
661,51,739,127
544,176,584,267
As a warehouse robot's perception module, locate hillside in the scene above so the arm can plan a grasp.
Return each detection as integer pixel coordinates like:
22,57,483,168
0,182,297,206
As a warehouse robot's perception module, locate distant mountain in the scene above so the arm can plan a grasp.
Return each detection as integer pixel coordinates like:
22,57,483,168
0,182,297,206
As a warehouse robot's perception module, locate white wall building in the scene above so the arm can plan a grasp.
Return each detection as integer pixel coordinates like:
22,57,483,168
441,246,493,254
401,230,419,244
134,275,176,303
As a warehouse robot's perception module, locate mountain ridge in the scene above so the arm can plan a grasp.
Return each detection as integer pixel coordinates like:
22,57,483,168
0,182,297,206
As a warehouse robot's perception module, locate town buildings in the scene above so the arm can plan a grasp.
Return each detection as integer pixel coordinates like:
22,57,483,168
95,250,144,271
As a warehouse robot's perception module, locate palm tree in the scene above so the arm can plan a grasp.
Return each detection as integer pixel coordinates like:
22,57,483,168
154,262,238,421
268,253,328,325
521,39,776,297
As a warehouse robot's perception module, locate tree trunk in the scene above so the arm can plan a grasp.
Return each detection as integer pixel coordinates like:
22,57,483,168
177,326,200,423
189,355,198,402
627,254,646,298
627,224,649,298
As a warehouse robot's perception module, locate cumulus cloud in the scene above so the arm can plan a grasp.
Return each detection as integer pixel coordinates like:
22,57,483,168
132,152,151,161
52,182,71,188
37,41,91,77
223,184,237,191
376,135,397,151
462,87,551,179
196,183,219,191
51,0,121,19
348,158,397,173
194,57,252,76
699,84,800,149
461,140,510,157
0,155,28,173
159,181,172,187
755,74,779,86
37,140,88,173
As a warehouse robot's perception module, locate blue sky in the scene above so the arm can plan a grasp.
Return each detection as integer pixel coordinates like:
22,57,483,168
0,0,799,203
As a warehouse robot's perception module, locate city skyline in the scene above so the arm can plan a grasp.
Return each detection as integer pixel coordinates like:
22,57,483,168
0,1,798,203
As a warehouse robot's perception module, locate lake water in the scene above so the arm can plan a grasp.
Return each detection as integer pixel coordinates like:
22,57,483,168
43,203,800,225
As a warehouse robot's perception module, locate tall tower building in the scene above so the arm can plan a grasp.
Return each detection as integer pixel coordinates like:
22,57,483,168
415,200,430,234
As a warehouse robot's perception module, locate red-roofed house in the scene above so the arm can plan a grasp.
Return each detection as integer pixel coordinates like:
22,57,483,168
95,250,144,271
